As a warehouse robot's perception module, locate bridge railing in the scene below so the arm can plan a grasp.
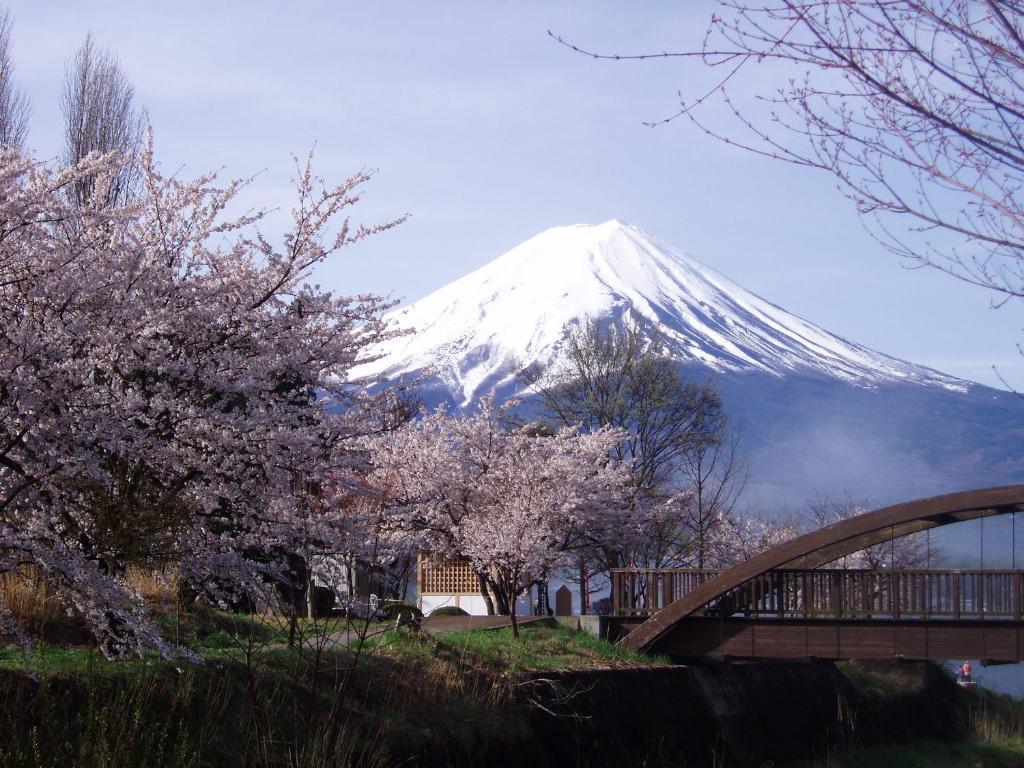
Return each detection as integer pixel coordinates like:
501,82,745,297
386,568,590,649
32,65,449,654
610,567,1024,620
610,568,721,616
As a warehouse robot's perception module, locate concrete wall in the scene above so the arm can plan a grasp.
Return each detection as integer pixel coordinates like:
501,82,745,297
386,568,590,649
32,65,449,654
554,615,607,638
421,593,531,616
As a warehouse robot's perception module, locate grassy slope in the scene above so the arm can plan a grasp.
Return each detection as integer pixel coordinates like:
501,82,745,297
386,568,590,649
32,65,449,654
413,623,665,674
4,615,1024,767
780,740,1024,768
777,660,1024,768
0,620,658,768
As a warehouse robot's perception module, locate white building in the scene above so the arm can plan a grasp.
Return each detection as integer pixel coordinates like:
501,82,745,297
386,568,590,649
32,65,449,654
416,555,532,616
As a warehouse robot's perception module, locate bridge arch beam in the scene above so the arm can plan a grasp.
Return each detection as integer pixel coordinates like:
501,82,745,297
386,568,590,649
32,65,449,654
621,485,1024,653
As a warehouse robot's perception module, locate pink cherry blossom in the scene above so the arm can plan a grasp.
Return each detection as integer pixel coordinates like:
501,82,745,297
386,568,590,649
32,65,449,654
0,139,404,655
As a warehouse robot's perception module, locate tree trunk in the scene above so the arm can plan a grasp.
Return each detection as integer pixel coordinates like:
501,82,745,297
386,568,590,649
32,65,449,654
478,573,495,615
509,598,519,638
579,562,590,614
399,557,412,602
305,572,315,620
492,587,510,616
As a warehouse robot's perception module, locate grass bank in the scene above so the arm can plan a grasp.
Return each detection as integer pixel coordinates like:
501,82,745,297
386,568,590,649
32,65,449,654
779,661,1024,768
780,739,1024,768
411,623,666,674
3,612,1024,767
0,620,660,768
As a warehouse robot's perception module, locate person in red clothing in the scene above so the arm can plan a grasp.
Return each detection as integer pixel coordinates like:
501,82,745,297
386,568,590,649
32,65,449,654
960,660,973,683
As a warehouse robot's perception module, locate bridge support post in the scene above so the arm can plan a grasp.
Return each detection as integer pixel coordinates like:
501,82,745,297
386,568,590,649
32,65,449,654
1016,572,1022,622
954,573,961,620
894,572,901,621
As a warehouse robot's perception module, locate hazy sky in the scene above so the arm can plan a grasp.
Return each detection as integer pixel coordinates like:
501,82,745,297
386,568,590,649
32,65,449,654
11,1,1023,388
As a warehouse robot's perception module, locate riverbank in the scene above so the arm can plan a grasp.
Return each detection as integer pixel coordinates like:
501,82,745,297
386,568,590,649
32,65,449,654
1,617,1023,766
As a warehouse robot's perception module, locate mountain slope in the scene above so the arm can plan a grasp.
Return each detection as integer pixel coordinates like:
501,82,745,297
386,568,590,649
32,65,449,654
358,220,1024,510
357,220,964,405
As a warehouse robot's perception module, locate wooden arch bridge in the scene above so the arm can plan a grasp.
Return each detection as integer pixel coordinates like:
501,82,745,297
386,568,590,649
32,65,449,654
611,486,1024,661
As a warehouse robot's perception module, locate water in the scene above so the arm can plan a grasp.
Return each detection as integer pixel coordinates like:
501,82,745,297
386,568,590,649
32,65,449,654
944,660,1024,699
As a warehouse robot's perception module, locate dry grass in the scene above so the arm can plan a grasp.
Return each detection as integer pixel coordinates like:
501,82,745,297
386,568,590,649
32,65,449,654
0,650,393,768
0,567,82,642
125,565,179,607
968,698,1024,749
1,566,183,646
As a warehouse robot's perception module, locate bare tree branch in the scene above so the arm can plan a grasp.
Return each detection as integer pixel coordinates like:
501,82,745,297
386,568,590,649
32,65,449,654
520,316,728,572
61,32,146,208
0,9,28,150
557,2,1024,303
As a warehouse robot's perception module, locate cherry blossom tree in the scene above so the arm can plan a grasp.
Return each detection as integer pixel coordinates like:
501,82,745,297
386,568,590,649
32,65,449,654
458,422,631,635
522,317,726,605
368,400,630,635
555,3,1024,318
711,510,799,567
0,141,404,655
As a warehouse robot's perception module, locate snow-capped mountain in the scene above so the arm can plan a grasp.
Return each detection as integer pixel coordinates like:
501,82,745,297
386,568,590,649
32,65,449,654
358,219,965,404
361,220,1024,513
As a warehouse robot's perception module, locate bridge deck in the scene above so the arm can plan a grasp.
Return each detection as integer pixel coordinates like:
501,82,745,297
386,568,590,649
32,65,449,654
612,567,1024,660
618,487,1024,654
649,616,1024,661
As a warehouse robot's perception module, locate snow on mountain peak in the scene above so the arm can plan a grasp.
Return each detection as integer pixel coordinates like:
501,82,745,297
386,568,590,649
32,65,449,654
355,220,966,404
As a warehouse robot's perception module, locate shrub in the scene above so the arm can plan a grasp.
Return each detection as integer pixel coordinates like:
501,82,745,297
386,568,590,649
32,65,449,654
588,597,612,616
429,606,470,617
